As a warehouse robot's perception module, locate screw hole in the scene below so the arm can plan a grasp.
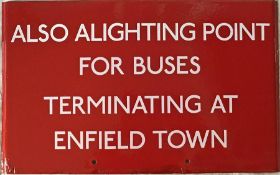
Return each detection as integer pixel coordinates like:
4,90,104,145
91,160,97,165
185,159,190,164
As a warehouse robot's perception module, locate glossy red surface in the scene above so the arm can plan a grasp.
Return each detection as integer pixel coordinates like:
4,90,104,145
2,0,279,173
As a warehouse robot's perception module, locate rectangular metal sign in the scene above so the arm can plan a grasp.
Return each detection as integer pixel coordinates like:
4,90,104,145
2,0,279,174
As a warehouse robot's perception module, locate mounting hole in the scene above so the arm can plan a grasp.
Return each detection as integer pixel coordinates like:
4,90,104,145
91,160,97,165
185,159,190,164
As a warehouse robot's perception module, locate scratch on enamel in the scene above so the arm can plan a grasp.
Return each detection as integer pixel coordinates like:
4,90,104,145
1,157,15,174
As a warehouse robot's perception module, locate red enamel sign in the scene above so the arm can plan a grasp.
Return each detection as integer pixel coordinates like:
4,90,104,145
2,0,279,174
